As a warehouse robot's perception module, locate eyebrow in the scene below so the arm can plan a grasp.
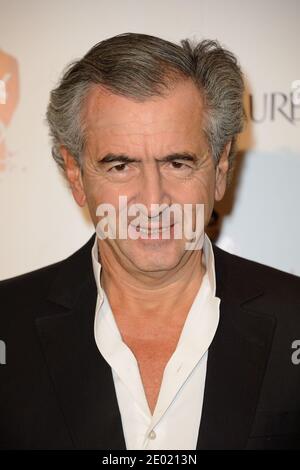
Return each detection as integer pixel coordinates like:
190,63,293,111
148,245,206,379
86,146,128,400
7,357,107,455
97,152,200,165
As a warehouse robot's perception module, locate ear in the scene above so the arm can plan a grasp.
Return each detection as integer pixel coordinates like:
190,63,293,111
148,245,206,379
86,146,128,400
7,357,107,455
214,140,231,202
60,146,86,207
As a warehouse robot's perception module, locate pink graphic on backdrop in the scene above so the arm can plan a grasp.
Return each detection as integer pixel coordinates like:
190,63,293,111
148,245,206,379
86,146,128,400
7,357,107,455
0,49,19,171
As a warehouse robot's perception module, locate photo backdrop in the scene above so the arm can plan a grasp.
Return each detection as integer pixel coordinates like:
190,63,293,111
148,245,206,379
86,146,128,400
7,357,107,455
0,0,299,279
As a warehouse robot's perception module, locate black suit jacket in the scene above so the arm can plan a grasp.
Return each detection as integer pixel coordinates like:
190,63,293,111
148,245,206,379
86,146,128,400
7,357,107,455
1,234,300,450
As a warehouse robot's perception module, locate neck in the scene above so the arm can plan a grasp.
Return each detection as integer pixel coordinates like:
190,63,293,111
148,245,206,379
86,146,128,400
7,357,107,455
98,242,205,320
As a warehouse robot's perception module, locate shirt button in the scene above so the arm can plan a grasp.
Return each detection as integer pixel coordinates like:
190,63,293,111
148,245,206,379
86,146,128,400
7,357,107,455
148,430,156,440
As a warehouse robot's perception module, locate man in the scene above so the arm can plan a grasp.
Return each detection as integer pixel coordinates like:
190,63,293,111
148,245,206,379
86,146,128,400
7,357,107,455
0,33,299,450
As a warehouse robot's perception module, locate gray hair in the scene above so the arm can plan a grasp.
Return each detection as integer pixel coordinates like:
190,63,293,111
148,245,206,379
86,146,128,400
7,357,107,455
46,32,245,176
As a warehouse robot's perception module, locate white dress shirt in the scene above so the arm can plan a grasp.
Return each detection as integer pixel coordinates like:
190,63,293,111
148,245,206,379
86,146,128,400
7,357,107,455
92,234,220,450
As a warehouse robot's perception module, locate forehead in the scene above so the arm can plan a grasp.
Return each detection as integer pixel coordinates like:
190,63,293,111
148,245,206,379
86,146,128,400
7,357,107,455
83,80,205,141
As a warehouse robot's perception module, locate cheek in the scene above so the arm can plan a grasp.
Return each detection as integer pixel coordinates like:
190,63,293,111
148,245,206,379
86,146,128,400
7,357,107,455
178,173,209,199
185,174,215,225
203,184,216,225
83,177,124,227
81,176,103,225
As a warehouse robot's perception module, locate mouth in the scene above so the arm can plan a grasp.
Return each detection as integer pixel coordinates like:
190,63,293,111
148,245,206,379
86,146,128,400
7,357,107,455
129,223,175,237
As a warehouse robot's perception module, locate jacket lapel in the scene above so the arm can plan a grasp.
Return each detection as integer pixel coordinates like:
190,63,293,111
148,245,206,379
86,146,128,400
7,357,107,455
197,245,277,449
35,235,126,450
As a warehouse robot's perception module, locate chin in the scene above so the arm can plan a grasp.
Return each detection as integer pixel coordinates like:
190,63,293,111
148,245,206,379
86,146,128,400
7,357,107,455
121,239,185,272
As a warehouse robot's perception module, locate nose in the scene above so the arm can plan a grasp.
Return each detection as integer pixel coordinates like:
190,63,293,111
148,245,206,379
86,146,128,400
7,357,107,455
137,161,171,218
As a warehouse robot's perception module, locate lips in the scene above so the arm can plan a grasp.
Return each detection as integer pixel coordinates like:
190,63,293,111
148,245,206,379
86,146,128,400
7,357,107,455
132,223,174,233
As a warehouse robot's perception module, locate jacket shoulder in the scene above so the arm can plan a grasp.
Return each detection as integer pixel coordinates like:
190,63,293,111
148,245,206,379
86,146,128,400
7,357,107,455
0,260,63,306
214,244,300,285
213,244,300,312
0,234,95,315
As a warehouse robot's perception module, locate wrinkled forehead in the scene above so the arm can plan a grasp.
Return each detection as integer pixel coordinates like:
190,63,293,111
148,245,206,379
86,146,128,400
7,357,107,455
83,80,205,138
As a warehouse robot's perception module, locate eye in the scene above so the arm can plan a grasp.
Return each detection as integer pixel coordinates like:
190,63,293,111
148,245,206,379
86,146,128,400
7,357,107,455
109,163,128,172
170,161,189,169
